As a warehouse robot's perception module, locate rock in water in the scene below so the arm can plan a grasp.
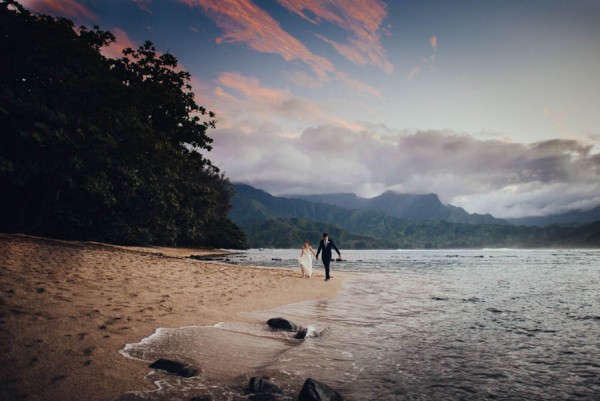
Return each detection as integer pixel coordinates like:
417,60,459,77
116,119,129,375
266,317,298,331
248,394,278,401
247,376,283,394
148,358,198,377
298,378,344,401
294,328,308,339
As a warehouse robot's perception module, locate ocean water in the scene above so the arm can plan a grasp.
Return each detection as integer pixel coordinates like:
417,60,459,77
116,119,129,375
118,249,600,401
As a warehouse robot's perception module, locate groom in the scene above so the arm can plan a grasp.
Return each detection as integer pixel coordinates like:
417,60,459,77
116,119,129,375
316,232,341,281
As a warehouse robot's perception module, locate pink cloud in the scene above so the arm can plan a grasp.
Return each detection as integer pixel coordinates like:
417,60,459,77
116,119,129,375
282,70,324,89
180,0,335,80
335,72,381,98
20,0,98,21
217,72,287,106
277,0,393,74
100,28,136,59
430,35,437,50
214,72,360,129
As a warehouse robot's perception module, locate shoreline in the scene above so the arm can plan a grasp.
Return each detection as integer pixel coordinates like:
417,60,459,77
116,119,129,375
0,233,345,401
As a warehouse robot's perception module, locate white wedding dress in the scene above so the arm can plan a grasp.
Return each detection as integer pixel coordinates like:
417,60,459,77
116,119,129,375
298,248,313,278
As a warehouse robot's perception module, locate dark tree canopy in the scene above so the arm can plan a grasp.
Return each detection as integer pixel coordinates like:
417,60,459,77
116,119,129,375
0,0,246,248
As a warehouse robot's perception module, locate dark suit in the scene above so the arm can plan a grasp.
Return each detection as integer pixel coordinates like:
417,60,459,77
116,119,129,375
316,238,340,280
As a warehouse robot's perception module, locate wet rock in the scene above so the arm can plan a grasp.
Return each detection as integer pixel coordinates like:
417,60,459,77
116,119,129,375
298,378,344,401
295,327,321,340
294,328,308,339
249,394,278,401
149,358,198,377
267,317,298,332
248,376,283,394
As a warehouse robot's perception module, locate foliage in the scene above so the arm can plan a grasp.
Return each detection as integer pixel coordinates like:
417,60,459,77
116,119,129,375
0,1,246,248
241,218,394,249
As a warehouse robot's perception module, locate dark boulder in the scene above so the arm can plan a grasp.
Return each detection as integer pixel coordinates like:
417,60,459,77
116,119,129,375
248,376,283,395
294,328,308,339
267,317,298,331
149,358,198,377
298,378,344,401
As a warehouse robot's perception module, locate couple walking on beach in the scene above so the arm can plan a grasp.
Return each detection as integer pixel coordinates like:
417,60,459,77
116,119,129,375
299,232,342,281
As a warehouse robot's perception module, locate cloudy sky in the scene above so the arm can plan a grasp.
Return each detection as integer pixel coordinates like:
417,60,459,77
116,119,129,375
21,0,600,218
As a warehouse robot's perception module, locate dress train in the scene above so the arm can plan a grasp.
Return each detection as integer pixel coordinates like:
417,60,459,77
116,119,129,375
298,250,313,278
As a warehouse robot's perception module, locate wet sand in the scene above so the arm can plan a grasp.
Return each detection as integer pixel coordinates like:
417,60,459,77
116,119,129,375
0,233,344,401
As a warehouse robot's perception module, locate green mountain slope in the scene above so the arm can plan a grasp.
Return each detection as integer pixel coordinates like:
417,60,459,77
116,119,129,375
288,191,505,224
230,184,600,249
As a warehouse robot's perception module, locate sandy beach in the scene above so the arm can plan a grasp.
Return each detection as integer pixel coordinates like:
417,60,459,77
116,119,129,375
0,233,344,401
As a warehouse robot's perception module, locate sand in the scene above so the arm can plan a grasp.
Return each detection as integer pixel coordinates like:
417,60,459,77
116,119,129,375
0,233,345,401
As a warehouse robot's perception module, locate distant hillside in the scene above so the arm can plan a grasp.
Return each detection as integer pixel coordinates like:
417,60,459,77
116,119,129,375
230,184,600,249
288,191,505,225
230,183,354,225
240,218,395,249
507,206,600,227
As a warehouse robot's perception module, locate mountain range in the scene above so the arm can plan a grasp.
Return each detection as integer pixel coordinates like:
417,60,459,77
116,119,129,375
287,192,600,227
229,183,600,249
288,192,505,225
506,206,600,227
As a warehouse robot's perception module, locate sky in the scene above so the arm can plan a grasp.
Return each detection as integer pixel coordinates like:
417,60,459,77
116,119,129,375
19,0,600,218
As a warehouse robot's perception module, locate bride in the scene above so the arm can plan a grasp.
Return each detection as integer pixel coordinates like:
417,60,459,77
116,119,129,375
298,240,317,278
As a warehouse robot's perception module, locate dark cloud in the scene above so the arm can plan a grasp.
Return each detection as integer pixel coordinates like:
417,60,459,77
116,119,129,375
210,124,600,218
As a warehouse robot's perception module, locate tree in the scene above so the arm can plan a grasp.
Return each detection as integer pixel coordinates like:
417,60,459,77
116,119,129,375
0,0,246,248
